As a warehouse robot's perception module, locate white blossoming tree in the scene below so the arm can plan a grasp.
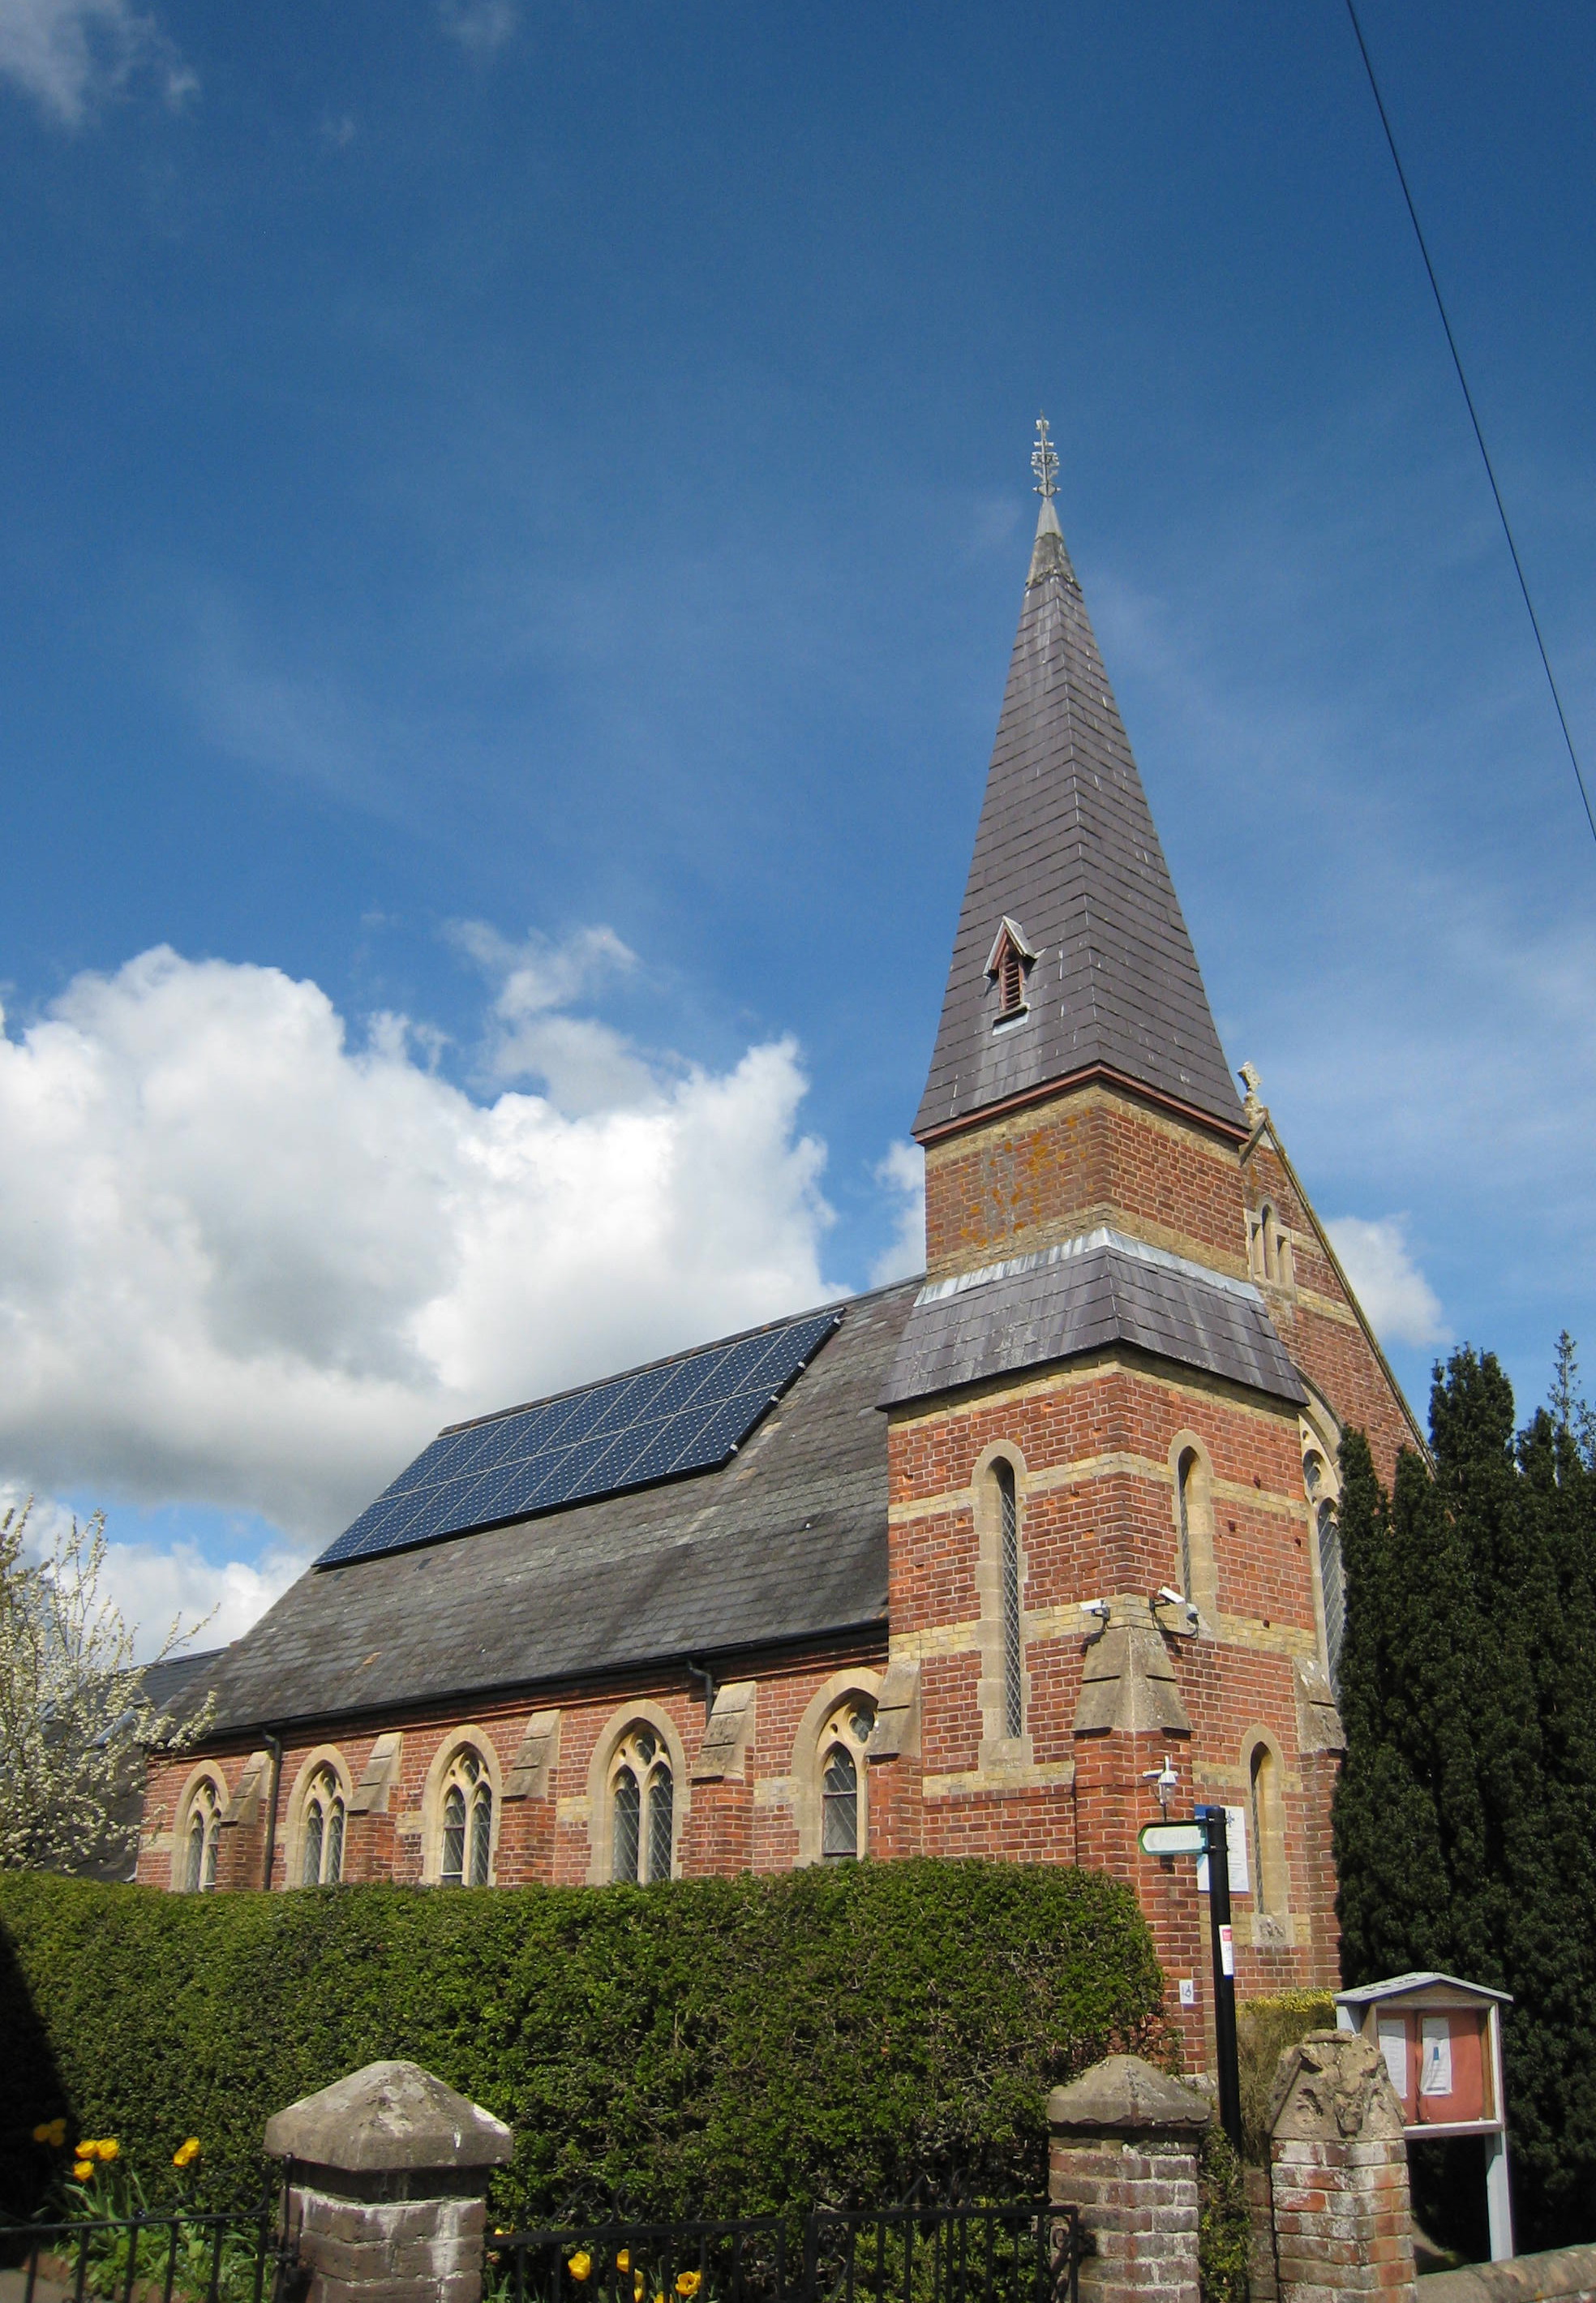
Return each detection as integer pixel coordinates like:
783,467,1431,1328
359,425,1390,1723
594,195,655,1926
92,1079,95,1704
0,1501,214,1875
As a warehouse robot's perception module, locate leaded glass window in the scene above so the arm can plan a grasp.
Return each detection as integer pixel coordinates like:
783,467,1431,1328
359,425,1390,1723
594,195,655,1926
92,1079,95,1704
1318,1502,1345,1695
302,1802,324,1888
469,1778,493,1886
438,1747,491,1886
609,1727,673,1883
611,1767,641,1881
646,1766,673,1884
995,1460,1023,1737
822,1745,857,1858
300,1766,345,1886
442,1785,466,1885
817,1697,876,1861
1177,1451,1195,1602
182,1778,221,1893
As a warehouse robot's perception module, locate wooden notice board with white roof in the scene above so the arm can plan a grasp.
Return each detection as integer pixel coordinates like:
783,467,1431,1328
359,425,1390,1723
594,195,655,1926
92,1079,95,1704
1334,1971,1513,2262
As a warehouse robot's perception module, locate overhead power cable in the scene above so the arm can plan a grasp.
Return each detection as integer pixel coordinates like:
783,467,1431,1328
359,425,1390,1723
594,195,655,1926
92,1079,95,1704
1343,0,1596,851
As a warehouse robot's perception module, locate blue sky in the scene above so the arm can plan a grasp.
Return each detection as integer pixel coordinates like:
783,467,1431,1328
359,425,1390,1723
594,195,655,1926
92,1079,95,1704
1,0,1592,1647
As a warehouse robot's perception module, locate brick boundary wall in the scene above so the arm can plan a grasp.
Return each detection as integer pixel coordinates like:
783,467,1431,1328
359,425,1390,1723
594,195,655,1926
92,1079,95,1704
264,2061,512,2303
1047,2055,1210,2303
1418,2249,1596,2303
1268,2030,1416,2303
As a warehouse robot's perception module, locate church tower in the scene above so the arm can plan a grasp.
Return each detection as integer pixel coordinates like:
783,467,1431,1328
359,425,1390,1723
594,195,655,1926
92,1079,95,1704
875,425,1419,2045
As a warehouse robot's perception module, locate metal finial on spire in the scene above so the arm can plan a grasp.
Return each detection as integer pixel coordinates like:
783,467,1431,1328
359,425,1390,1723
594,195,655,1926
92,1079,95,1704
1032,414,1058,501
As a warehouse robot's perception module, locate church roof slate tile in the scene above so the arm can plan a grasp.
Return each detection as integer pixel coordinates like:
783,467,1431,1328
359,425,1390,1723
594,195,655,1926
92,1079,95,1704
881,1238,1305,1411
200,1279,919,1737
914,509,1242,1140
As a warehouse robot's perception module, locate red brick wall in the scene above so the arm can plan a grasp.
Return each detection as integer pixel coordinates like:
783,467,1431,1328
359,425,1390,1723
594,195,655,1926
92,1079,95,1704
138,1638,888,1895
924,1085,1251,1278
886,1352,1341,2063
1242,1136,1420,1484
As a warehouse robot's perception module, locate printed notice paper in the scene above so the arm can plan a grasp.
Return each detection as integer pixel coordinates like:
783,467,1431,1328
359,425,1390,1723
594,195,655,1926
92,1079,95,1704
1420,2017,1453,2097
1196,1806,1251,1895
1377,2016,1407,2099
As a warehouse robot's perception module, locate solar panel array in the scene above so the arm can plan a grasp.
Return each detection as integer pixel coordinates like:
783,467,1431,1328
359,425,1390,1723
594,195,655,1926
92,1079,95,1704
317,1307,843,1569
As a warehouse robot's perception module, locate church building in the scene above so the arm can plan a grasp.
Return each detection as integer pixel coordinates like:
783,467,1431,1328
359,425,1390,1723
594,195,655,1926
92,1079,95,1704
139,430,1420,2049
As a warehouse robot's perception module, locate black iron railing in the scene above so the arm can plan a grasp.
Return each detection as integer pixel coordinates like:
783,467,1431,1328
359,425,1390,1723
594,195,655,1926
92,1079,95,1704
805,2202,1076,2303
486,2202,1078,2303
485,2215,789,2303
1,2198,285,2303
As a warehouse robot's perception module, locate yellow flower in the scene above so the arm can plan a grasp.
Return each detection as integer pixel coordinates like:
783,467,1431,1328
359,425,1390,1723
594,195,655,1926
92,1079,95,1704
173,2139,202,2169
97,2140,120,2163
615,2255,630,2276
567,2255,593,2284
633,2276,645,2301
676,2274,702,2297
75,2142,96,2159
73,2161,95,2183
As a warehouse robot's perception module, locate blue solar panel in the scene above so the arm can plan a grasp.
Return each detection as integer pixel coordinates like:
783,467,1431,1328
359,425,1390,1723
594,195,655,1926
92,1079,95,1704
315,1304,843,1567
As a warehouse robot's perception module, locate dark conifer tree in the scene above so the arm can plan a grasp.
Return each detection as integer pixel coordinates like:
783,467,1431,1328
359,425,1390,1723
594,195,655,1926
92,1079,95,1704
1332,1344,1596,2248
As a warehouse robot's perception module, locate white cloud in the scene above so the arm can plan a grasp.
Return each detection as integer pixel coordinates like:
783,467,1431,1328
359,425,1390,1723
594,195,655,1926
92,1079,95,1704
868,1140,925,1287
0,938,841,1626
1,1481,297,1663
0,0,192,125
1325,1215,1450,1351
448,919,656,1111
438,0,517,55
96,1536,308,1662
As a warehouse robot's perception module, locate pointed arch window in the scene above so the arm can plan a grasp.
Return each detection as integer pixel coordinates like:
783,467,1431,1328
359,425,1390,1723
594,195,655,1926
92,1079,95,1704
993,1460,1023,1737
1304,1447,1346,1695
299,1766,345,1886
818,1697,877,1860
1176,1450,1196,1601
439,1747,492,1886
1248,1740,1285,1915
181,1777,222,1893
609,1727,674,1884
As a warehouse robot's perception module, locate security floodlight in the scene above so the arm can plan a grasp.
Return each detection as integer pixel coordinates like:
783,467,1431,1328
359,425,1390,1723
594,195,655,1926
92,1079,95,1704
1141,1754,1181,1815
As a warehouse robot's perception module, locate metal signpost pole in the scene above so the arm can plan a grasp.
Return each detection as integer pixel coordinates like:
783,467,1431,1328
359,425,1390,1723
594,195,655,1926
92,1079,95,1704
1197,1806,1242,2151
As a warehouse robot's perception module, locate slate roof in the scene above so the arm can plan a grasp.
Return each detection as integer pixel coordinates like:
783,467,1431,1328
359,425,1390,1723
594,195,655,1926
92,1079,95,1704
202,1280,918,1737
141,1646,230,1726
914,503,1243,1140
881,1230,1305,1411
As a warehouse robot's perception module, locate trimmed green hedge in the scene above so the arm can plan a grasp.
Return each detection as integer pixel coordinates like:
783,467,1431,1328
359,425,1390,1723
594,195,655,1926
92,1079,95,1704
0,1860,1165,2222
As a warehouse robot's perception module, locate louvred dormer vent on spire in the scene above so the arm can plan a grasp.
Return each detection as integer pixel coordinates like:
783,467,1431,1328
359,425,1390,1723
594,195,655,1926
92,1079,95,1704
985,917,1035,1026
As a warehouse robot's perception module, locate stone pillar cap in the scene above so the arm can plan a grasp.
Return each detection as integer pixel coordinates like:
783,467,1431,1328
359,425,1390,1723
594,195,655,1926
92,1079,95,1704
264,2060,513,2172
1047,2053,1211,2133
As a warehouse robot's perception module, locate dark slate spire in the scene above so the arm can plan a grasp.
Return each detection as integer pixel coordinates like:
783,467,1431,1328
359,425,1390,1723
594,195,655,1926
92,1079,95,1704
913,492,1242,1141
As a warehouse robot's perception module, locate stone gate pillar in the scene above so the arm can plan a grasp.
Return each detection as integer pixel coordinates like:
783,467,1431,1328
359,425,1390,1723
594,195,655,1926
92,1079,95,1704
1268,2030,1416,2303
1048,2054,1212,2303
265,2060,513,2303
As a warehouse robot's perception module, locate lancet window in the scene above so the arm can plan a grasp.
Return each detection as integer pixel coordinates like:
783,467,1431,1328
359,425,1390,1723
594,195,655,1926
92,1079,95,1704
994,1459,1023,1737
440,1746,493,1887
610,1726,674,1884
300,1765,345,1886
182,1777,222,1893
1304,1446,1346,1694
819,1697,877,1861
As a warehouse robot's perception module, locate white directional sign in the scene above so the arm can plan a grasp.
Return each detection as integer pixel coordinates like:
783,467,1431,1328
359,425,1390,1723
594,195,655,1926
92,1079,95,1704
1138,1821,1208,1858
